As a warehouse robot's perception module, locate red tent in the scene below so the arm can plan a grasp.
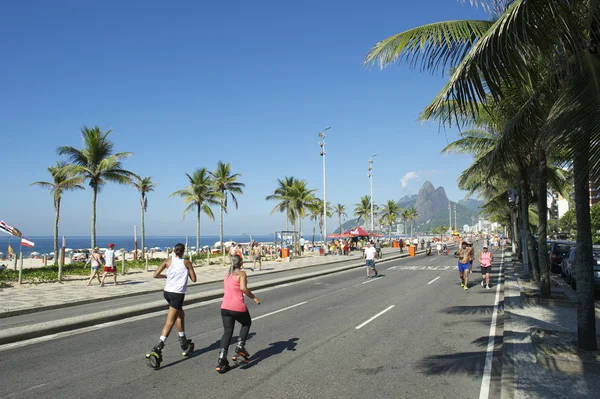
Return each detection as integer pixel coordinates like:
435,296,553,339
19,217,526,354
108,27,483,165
327,233,340,239
343,226,370,237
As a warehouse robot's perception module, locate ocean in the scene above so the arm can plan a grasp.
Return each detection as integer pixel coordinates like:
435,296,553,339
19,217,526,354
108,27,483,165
0,235,278,256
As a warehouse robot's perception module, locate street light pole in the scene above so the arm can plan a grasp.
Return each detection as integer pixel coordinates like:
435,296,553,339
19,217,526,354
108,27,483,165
368,154,377,233
319,127,331,252
454,204,457,233
448,203,452,235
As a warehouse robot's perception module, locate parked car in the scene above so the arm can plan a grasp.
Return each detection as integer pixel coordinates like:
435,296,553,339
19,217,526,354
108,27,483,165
548,240,576,273
563,247,600,290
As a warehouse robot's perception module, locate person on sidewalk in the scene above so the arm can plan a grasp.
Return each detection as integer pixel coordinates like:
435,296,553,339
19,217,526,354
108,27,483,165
399,238,404,253
216,255,260,373
145,243,197,368
479,245,494,289
100,243,117,287
363,242,378,279
252,245,262,271
375,239,382,259
454,240,471,290
299,236,305,256
85,247,103,286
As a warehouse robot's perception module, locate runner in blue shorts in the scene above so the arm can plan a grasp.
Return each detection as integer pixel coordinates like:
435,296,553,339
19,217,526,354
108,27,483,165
454,240,471,290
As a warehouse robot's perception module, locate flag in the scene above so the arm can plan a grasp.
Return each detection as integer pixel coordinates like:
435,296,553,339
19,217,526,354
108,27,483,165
0,220,22,238
21,238,35,248
7,244,13,255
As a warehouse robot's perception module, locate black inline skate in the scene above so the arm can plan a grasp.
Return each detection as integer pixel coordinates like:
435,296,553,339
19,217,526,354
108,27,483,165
216,348,230,373
145,341,164,369
231,341,250,363
179,335,195,357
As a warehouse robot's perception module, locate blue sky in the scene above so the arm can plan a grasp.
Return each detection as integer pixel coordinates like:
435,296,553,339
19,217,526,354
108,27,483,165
0,0,489,237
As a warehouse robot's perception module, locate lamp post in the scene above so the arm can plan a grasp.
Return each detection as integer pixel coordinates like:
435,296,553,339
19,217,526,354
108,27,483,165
448,203,452,235
318,127,331,251
368,154,377,233
454,204,457,233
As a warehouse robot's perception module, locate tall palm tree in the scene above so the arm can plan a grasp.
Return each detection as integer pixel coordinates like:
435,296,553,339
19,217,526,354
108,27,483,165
288,179,316,236
57,126,134,248
333,204,347,234
354,195,372,228
211,161,245,264
364,0,600,350
266,176,296,232
131,176,158,259
406,207,419,238
171,168,220,256
380,200,401,241
309,198,332,244
401,208,411,237
31,162,85,265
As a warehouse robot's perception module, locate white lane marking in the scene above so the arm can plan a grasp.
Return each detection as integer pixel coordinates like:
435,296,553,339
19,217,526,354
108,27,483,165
253,301,308,320
427,276,440,285
429,257,438,262
479,252,504,399
361,277,383,285
355,305,395,330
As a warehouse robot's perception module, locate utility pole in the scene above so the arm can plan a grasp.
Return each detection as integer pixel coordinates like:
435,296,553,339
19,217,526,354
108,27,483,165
448,203,452,235
318,127,331,252
368,154,377,233
454,204,457,233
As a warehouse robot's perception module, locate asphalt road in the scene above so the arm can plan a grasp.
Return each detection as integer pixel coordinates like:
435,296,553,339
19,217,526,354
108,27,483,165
0,249,504,399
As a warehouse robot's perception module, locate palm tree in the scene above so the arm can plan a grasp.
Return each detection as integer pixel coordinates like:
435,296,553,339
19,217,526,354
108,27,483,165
401,209,411,237
309,198,332,244
266,176,296,231
354,195,372,228
333,204,347,234
406,207,419,238
131,176,158,259
289,179,316,237
380,200,401,241
171,168,220,256
211,161,245,264
57,126,134,248
31,162,85,265
364,0,600,350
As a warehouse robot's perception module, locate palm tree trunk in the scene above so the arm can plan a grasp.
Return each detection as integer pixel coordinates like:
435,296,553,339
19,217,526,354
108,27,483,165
54,198,60,266
220,200,225,265
141,197,146,259
312,219,316,245
537,148,551,298
519,180,538,281
573,138,597,351
286,209,289,232
338,214,342,234
91,186,97,249
196,206,201,257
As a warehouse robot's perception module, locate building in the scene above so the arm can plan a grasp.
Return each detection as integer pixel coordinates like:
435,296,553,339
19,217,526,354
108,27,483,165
590,176,600,207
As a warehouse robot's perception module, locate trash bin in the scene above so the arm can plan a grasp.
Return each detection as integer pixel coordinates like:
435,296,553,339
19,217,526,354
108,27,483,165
408,245,416,257
392,241,399,248
282,248,290,258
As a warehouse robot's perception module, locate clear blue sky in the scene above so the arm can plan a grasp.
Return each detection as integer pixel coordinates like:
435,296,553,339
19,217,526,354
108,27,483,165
0,0,488,237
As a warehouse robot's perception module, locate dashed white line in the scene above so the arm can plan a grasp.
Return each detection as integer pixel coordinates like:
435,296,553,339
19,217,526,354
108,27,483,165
355,305,395,330
479,252,504,399
253,301,308,320
427,276,440,285
362,277,383,285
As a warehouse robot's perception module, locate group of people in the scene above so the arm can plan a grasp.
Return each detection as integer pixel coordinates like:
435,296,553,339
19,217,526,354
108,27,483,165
146,243,261,372
84,243,118,287
454,240,494,290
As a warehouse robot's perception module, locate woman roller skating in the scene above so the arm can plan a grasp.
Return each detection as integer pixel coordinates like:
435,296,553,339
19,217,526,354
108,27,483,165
145,243,197,369
216,254,260,373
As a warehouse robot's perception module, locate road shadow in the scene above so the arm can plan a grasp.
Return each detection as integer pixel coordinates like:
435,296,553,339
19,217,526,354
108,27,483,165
441,301,505,317
159,332,256,370
241,337,299,369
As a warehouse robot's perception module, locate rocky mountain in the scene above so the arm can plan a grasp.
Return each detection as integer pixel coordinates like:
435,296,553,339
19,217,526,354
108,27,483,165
334,181,480,233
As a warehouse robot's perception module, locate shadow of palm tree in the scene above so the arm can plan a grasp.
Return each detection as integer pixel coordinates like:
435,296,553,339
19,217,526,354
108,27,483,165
241,337,299,369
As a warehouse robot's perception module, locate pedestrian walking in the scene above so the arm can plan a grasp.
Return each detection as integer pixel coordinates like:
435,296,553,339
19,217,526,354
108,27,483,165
375,239,382,259
252,245,262,271
145,243,197,369
454,240,471,290
100,243,117,287
479,245,494,289
399,238,404,253
216,255,260,373
363,242,378,279
467,241,475,273
436,242,442,256
299,236,305,256
85,247,103,286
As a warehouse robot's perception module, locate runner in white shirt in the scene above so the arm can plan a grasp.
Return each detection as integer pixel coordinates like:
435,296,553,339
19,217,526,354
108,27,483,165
363,242,379,279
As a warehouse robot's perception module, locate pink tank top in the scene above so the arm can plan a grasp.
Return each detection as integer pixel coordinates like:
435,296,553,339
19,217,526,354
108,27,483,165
221,273,247,312
480,252,492,267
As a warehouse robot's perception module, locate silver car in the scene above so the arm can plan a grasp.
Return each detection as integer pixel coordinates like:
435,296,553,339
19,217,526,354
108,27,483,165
562,247,600,290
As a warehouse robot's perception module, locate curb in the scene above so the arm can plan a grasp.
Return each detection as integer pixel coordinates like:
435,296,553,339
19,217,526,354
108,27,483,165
0,249,421,345
500,259,518,399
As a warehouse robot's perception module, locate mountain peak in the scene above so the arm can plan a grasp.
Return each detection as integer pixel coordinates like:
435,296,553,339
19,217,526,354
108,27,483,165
418,181,436,197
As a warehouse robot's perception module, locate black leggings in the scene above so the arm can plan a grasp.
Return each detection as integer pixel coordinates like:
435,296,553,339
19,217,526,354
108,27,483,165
220,309,252,350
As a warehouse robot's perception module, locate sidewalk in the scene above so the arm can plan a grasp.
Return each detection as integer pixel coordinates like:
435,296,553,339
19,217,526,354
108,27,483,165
502,253,600,398
0,246,414,318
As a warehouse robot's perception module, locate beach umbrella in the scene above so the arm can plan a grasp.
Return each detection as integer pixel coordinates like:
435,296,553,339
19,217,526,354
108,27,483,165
65,248,73,253
213,241,222,248
202,245,209,249
30,251,40,256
